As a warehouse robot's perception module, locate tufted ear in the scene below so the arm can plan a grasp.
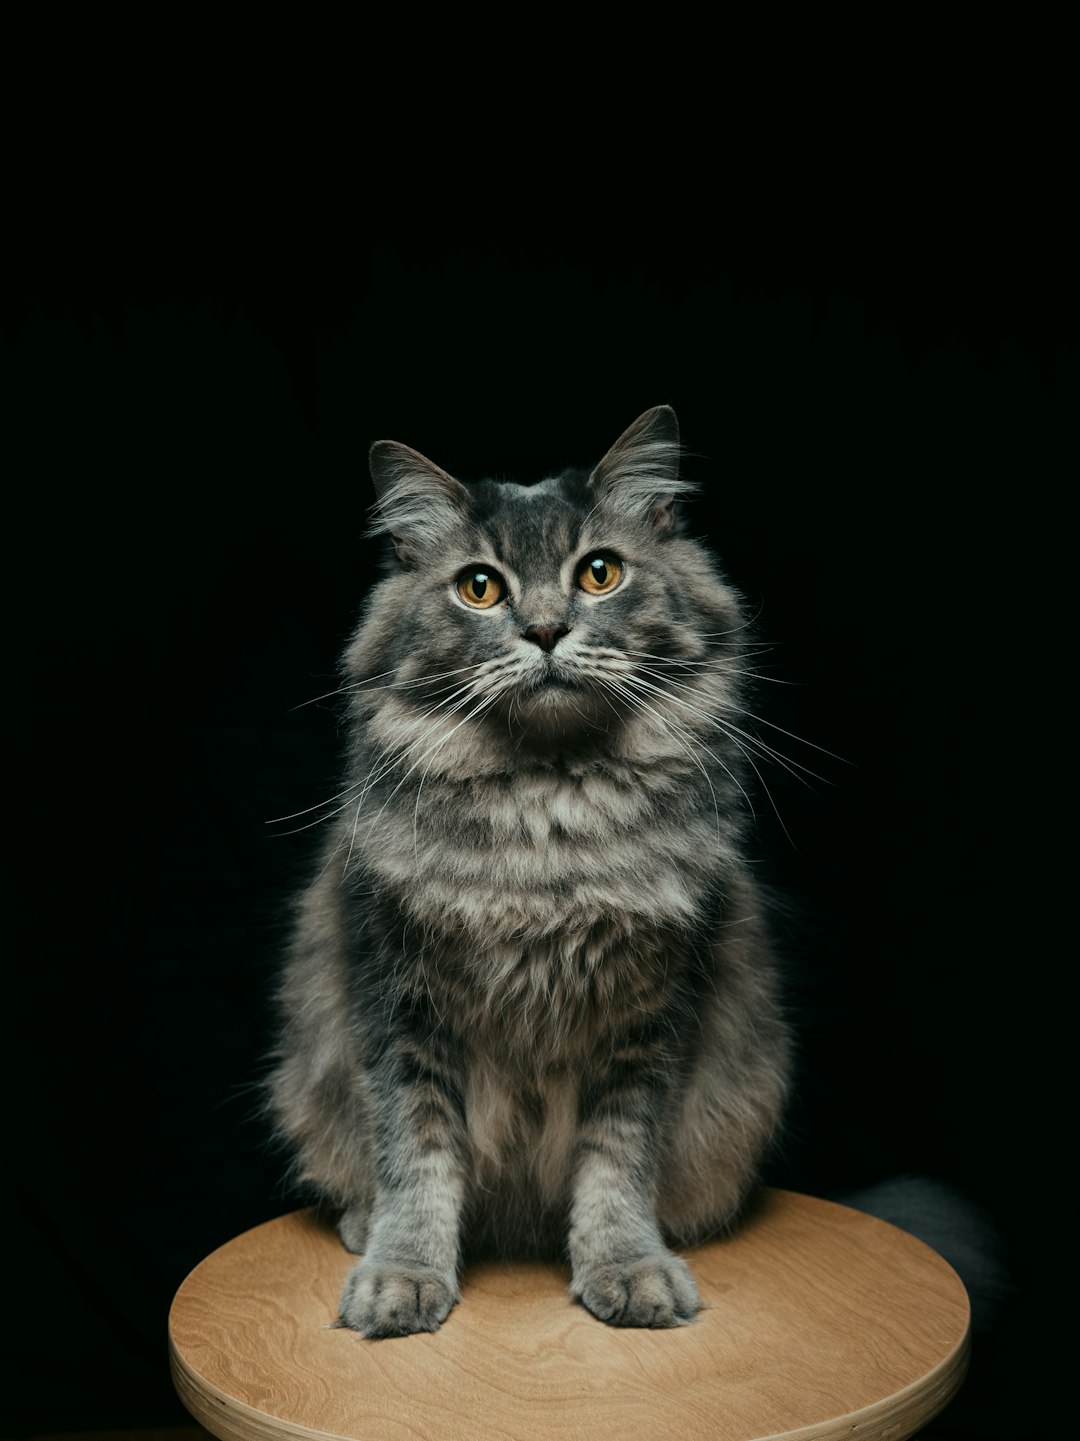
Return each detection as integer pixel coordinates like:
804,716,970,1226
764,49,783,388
588,405,694,534
367,440,471,563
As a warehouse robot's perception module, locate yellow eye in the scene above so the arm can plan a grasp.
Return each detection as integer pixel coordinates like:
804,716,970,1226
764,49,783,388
576,552,624,596
456,566,506,609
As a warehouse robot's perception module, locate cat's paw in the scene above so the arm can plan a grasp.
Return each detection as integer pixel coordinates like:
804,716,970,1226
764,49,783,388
574,1253,700,1328
338,1259,458,1338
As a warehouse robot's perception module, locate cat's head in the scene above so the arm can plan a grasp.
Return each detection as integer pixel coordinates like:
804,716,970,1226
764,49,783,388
348,407,744,746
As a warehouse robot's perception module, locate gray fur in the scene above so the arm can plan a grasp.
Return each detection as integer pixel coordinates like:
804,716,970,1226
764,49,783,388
269,406,791,1336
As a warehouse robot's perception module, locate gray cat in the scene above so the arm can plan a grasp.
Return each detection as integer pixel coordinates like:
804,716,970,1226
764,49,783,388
269,406,791,1337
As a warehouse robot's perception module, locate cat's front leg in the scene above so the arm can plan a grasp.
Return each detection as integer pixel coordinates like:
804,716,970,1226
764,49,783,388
568,1041,700,1328
338,1021,468,1338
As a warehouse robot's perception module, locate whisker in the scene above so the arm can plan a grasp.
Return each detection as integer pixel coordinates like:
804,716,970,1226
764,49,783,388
290,661,495,711
600,675,731,846
594,648,820,847
620,670,822,796
265,781,366,827
625,663,837,782
288,668,400,710
310,657,522,877
353,681,514,875
271,664,503,837
267,788,369,837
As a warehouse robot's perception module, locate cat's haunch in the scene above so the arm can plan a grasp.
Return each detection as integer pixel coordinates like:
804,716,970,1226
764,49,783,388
268,406,790,1336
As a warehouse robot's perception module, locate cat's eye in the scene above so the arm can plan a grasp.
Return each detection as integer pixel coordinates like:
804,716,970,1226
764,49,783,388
576,552,624,596
456,566,506,609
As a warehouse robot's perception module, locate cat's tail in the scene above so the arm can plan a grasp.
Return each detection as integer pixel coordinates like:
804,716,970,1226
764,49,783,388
835,1174,1010,1335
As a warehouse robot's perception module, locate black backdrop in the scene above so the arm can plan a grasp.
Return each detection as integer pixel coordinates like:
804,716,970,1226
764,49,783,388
6,171,1073,1438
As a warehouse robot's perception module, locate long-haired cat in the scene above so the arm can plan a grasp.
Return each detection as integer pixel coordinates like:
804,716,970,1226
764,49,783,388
269,406,791,1336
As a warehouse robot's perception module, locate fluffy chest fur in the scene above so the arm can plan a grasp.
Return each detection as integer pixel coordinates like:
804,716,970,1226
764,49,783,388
342,738,735,1056
360,759,727,934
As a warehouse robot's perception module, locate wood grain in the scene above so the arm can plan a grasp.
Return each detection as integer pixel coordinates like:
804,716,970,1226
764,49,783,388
168,1189,969,1441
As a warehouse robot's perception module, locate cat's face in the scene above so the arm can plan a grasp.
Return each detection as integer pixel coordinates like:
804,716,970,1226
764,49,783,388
391,474,706,731
347,407,743,748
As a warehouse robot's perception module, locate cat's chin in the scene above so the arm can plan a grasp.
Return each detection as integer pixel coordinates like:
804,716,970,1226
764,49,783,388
510,676,610,735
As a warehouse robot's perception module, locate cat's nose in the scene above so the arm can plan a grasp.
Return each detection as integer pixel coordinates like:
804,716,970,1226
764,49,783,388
523,623,570,653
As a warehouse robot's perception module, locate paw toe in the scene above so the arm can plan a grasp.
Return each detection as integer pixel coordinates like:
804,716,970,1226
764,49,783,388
577,1253,700,1328
339,1261,457,1338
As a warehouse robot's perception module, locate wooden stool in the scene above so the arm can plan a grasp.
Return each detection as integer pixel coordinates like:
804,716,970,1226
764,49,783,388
168,1188,969,1441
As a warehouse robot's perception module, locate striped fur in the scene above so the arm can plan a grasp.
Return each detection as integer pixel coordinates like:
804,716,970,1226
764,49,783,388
269,407,791,1335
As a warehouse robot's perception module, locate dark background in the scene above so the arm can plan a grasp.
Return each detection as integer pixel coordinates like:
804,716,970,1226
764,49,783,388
5,124,1073,1438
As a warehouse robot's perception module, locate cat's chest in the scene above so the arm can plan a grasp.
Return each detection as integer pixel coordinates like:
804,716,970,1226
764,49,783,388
361,766,714,939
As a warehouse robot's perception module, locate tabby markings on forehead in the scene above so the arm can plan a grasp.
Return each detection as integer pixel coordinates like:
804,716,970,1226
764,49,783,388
480,477,583,548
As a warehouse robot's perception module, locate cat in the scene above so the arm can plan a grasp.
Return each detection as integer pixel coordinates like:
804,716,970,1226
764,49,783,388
268,405,792,1337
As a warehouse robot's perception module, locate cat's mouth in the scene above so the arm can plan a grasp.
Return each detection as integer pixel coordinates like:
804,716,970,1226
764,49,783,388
517,680,583,717
531,671,581,691
519,657,584,697
508,659,611,732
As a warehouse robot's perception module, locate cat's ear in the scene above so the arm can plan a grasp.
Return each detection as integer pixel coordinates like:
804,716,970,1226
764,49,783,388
367,440,471,563
589,405,693,534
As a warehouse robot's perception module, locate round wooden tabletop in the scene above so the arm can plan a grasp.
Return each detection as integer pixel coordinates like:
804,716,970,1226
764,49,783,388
168,1188,970,1441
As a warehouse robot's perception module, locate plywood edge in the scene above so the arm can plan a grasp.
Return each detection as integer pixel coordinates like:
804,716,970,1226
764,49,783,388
168,1312,971,1441
755,1322,971,1441
168,1328,343,1441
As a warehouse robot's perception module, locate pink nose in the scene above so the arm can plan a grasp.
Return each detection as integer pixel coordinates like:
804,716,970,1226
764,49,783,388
523,623,570,653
